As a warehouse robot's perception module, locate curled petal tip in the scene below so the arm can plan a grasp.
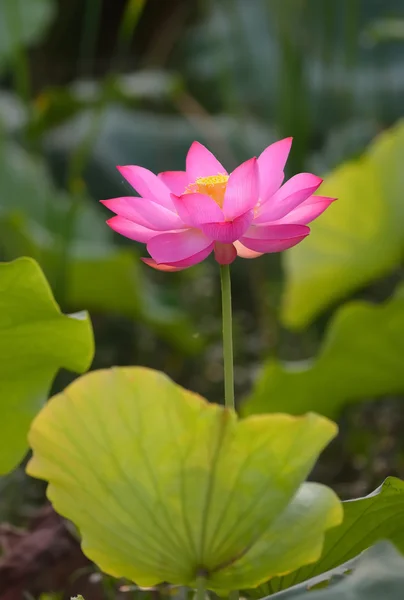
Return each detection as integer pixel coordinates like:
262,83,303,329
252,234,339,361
141,258,186,272
309,174,323,186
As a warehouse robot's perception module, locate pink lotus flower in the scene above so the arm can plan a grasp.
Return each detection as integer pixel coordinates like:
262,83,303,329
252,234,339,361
102,139,335,271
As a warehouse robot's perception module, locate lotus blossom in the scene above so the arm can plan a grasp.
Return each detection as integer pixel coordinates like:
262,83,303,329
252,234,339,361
102,139,335,271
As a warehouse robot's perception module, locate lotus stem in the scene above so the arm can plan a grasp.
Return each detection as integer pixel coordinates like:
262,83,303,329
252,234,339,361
220,264,235,411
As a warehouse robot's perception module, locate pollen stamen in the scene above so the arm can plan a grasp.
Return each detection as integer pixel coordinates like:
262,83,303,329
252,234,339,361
186,173,229,208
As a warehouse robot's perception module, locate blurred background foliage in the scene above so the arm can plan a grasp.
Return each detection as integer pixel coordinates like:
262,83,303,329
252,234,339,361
2,0,404,587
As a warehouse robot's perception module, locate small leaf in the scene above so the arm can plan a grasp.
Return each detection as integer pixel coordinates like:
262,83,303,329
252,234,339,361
0,257,94,474
243,287,404,419
27,367,342,591
260,477,404,595
281,121,404,329
268,542,404,599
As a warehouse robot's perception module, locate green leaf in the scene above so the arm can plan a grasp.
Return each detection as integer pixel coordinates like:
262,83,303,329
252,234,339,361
258,477,404,595
243,286,404,419
27,367,342,591
0,257,94,475
268,542,404,599
0,138,201,353
0,0,55,66
281,121,404,329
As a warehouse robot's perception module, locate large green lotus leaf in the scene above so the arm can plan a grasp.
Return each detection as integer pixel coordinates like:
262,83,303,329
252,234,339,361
268,542,404,599
243,287,404,419
0,139,201,353
281,121,404,329
258,477,404,595
0,257,93,475
0,0,55,67
27,367,342,591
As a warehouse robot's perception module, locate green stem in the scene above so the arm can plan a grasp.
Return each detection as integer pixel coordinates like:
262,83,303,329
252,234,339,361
219,268,240,598
220,264,235,411
4,0,32,138
78,0,103,77
195,575,207,600
52,98,106,303
111,0,147,70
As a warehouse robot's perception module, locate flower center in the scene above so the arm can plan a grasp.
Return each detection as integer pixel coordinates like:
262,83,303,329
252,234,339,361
186,174,229,208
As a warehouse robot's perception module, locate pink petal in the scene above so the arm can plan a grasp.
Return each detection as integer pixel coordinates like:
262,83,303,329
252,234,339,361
107,216,158,243
214,242,237,265
117,165,174,210
274,196,336,225
254,173,323,224
240,236,309,253
234,241,263,259
201,211,253,243
223,157,259,220
158,171,189,195
147,229,213,264
171,192,224,227
258,137,293,201
101,197,185,231
244,223,310,240
141,245,213,271
186,141,227,181
240,223,310,253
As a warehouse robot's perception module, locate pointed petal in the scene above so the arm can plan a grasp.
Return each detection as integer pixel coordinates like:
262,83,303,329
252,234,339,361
214,243,237,265
101,197,185,231
234,241,263,259
141,245,213,271
274,196,336,225
141,259,185,272
258,137,293,201
117,165,174,209
171,192,224,227
201,211,253,243
186,141,227,181
158,171,189,195
254,173,323,224
107,216,157,243
241,223,310,253
223,158,259,220
147,229,213,264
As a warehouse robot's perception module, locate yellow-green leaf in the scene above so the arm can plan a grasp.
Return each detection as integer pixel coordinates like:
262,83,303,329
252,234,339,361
27,367,342,591
281,121,404,329
0,257,94,474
